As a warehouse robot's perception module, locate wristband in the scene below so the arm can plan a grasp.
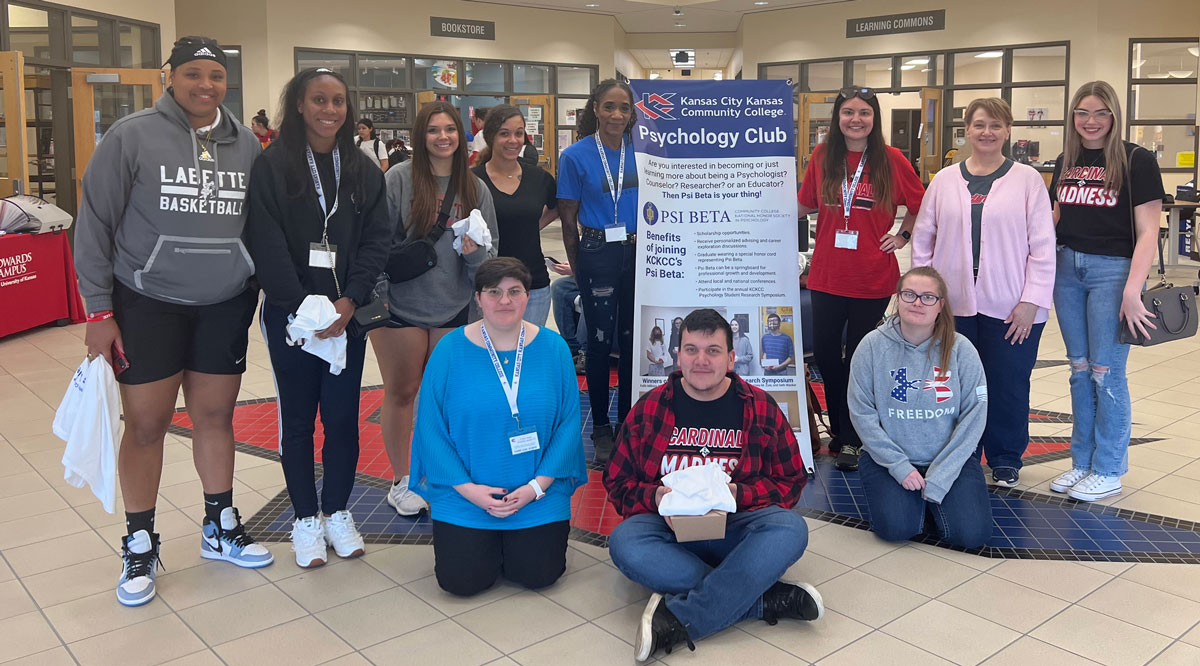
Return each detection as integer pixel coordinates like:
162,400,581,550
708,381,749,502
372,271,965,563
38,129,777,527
87,311,113,322
528,479,545,500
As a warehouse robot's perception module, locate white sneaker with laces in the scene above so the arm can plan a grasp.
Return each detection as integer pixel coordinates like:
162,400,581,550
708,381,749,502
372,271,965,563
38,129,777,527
386,475,429,516
324,510,366,558
1049,468,1090,493
1067,473,1122,502
291,515,327,568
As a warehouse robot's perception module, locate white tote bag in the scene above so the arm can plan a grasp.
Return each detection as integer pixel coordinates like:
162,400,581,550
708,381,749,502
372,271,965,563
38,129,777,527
54,357,121,513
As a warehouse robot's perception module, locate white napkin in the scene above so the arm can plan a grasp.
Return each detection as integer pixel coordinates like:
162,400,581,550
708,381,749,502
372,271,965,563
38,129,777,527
658,463,737,517
451,208,494,255
286,295,347,375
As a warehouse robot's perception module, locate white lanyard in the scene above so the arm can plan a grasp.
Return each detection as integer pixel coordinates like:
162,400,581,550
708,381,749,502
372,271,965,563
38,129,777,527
594,133,625,228
306,145,341,233
481,322,526,427
841,149,867,230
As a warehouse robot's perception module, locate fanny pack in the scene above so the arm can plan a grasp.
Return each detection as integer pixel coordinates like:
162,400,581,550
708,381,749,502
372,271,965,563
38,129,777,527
386,173,456,283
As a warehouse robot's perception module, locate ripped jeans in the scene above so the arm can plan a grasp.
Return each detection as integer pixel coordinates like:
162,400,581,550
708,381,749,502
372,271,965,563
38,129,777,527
1053,245,1132,477
575,233,636,430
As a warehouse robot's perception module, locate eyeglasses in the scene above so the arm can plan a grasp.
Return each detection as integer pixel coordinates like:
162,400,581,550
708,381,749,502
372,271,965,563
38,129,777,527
480,287,528,300
1072,109,1114,121
838,87,876,101
898,290,942,306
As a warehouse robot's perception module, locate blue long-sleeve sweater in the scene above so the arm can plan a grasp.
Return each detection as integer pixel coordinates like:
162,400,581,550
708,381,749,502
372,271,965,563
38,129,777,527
410,326,586,529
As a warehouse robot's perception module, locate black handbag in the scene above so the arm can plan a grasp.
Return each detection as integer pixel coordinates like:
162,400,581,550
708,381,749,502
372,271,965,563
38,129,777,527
346,277,390,338
1117,147,1197,346
386,173,456,282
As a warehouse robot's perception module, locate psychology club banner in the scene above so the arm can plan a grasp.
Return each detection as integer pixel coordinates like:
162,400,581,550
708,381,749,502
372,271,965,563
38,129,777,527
629,79,813,474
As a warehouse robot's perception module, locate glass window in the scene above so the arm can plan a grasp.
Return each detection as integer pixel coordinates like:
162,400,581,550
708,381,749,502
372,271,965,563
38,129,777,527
415,58,460,90
358,92,412,125
1130,83,1197,121
296,50,352,80
223,87,243,123
465,61,505,92
117,23,156,69
1011,86,1065,122
805,61,841,92
71,15,112,65
1012,45,1067,82
8,4,53,59
1132,41,1199,80
951,88,1002,122
222,47,242,86
557,66,593,94
899,55,935,88
513,64,550,93
1128,125,1198,169
1009,126,1064,168
360,56,408,89
953,50,1003,85
762,64,798,82
851,58,891,89
558,99,587,126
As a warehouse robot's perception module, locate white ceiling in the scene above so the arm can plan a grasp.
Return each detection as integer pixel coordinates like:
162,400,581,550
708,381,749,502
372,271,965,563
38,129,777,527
632,48,734,69
465,0,853,33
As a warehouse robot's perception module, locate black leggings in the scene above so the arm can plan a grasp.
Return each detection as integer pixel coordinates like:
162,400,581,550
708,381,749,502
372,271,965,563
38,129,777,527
432,519,570,597
810,290,891,447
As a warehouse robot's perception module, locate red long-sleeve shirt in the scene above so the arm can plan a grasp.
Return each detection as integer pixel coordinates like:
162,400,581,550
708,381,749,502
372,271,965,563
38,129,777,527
603,372,807,518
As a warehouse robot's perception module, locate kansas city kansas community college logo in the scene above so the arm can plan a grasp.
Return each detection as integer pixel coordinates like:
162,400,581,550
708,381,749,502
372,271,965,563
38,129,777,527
643,202,659,226
635,93,677,120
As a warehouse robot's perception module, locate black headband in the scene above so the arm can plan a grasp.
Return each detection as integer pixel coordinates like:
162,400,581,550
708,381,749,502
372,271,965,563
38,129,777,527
166,39,227,70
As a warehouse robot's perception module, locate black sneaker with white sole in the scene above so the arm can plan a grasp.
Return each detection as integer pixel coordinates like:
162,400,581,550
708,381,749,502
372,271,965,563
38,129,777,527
762,581,825,624
634,593,695,662
835,443,860,472
991,466,1019,488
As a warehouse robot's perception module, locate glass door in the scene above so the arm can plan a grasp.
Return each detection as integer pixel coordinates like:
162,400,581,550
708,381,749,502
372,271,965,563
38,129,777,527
512,94,555,176
0,51,30,197
919,87,944,183
798,93,838,181
70,68,163,204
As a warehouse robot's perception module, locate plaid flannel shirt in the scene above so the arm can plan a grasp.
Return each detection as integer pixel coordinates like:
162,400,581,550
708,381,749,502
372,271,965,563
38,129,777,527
603,372,807,518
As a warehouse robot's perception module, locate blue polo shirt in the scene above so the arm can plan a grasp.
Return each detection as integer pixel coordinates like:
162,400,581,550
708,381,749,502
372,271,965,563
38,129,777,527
557,134,639,233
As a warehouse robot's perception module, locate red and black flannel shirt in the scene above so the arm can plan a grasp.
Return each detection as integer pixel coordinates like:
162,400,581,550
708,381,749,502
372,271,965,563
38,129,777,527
602,372,807,518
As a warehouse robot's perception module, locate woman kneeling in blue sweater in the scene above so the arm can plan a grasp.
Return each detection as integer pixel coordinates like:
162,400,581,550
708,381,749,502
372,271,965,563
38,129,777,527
411,257,587,596
848,266,993,549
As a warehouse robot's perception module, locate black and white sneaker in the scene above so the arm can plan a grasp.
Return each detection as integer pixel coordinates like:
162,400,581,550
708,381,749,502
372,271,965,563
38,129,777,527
117,530,162,607
634,593,695,662
835,443,860,472
762,581,825,624
991,467,1019,488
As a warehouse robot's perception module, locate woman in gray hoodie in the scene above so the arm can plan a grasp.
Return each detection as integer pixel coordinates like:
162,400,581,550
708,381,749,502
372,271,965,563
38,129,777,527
848,267,993,549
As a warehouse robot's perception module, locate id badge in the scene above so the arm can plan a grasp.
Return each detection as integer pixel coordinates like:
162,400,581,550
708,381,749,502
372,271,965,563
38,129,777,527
509,426,541,456
834,229,858,250
605,225,627,243
309,242,336,268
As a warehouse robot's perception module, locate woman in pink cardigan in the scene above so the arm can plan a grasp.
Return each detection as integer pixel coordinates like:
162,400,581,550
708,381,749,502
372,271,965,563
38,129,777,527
911,97,1055,488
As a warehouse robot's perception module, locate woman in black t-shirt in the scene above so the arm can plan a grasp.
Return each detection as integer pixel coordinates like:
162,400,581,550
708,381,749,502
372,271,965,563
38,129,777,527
1047,80,1164,504
471,104,559,325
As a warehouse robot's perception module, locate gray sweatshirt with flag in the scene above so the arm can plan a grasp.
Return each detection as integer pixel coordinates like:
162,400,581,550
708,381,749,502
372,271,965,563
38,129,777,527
74,93,261,312
848,316,988,504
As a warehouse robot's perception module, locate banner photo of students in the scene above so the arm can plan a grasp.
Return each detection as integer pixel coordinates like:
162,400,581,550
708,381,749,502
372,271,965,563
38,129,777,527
629,78,813,475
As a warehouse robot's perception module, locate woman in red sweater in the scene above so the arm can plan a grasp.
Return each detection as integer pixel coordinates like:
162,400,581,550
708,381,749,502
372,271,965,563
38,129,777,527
798,86,926,472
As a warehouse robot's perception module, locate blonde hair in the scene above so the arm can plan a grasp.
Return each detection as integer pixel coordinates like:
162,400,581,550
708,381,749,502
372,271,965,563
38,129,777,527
964,97,1012,126
895,266,956,372
1063,81,1127,193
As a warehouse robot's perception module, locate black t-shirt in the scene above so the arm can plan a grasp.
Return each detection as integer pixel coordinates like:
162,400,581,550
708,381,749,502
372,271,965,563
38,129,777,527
659,377,744,480
472,162,558,289
960,159,1014,276
1051,142,1165,258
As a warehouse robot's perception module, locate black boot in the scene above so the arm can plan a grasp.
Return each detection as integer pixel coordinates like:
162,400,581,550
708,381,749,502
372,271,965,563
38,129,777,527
761,581,825,624
634,593,695,662
592,424,615,463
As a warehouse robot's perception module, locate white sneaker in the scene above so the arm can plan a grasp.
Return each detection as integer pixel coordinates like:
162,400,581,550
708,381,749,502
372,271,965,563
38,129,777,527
324,510,366,558
1067,473,1122,502
386,475,429,516
1049,468,1091,493
291,516,327,568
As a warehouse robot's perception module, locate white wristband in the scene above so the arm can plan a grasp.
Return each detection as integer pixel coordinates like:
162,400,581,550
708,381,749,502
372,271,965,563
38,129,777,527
528,479,545,500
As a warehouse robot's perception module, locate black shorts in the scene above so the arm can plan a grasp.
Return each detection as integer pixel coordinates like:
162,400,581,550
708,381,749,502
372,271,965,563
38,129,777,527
112,281,258,385
386,304,469,329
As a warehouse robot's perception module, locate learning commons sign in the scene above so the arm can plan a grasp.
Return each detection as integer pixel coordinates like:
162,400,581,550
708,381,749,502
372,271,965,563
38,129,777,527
846,9,946,38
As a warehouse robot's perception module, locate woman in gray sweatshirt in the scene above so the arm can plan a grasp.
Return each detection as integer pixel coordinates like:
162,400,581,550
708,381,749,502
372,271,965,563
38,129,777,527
848,267,993,549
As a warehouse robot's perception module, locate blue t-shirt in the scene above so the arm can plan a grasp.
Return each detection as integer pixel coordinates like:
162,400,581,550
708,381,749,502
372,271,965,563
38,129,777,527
760,332,795,364
557,134,639,233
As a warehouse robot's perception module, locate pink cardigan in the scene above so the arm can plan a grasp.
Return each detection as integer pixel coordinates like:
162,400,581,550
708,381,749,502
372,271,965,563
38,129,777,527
911,162,1056,323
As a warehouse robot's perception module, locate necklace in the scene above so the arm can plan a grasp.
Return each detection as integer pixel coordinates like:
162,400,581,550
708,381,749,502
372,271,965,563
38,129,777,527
490,161,522,181
197,130,214,162
1078,150,1103,187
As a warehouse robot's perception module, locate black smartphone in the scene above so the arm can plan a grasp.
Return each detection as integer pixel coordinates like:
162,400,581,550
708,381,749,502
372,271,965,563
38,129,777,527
111,345,130,376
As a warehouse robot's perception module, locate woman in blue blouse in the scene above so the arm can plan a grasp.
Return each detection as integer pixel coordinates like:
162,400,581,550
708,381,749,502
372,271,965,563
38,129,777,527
411,257,587,596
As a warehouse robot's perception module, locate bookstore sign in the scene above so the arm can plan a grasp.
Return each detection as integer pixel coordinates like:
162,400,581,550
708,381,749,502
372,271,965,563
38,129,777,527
846,10,945,38
430,17,496,41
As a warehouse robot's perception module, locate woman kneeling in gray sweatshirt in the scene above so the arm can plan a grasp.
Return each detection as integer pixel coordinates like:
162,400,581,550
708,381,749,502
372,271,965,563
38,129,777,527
848,267,993,549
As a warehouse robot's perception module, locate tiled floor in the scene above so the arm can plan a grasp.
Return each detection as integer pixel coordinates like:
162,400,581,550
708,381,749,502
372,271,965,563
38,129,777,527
2,225,1200,664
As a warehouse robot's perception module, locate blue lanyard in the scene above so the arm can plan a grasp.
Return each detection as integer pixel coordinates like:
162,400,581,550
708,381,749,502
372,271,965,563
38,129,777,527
841,149,867,230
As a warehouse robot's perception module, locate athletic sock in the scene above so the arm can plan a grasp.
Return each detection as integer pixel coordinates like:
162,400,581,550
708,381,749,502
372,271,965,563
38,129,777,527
125,507,156,537
204,489,234,524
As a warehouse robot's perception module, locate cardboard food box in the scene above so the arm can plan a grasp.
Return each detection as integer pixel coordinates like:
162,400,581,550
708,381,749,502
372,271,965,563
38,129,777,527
669,510,728,542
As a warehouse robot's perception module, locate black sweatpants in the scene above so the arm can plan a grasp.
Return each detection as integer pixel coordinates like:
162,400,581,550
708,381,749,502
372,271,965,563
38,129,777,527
432,519,571,597
809,290,891,448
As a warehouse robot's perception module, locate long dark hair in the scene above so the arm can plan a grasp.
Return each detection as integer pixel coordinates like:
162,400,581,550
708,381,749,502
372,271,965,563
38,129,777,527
357,117,377,141
577,79,636,139
650,326,664,344
409,101,477,238
478,104,524,165
275,68,363,203
819,88,895,215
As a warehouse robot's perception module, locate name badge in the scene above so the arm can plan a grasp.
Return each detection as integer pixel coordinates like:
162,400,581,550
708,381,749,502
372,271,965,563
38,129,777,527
509,427,540,456
834,229,859,250
309,242,336,268
605,225,627,243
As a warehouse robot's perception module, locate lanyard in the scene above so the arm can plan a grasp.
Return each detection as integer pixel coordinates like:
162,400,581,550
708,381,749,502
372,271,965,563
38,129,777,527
594,133,625,227
840,148,867,230
481,322,526,427
306,145,341,233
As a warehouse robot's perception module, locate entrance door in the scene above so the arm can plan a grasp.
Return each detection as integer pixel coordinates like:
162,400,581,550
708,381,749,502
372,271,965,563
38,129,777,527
798,93,838,181
511,94,555,175
0,51,29,197
918,87,943,183
71,68,163,204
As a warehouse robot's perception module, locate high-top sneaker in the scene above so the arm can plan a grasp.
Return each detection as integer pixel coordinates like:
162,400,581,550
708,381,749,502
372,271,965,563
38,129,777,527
201,507,274,568
117,530,162,607
634,593,695,662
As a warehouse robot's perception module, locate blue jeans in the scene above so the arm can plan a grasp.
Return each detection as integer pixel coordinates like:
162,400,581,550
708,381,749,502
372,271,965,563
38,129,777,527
550,277,586,356
955,314,1044,470
523,285,551,327
575,236,635,430
1053,246,1132,477
858,452,993,549
608,506,809,640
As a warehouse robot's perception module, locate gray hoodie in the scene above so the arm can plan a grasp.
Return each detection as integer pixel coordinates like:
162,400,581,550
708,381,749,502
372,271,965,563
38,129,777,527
848,316,987,504
75,94,261,311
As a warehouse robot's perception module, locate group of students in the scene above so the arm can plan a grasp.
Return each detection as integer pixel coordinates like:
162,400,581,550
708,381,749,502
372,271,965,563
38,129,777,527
71,33,1163,661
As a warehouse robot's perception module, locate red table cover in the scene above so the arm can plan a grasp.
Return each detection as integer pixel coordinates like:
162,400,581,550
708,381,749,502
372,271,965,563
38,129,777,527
0,232,87,338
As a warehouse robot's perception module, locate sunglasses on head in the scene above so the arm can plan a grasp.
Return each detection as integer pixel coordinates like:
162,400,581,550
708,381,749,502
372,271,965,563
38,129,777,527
838,87,876,101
